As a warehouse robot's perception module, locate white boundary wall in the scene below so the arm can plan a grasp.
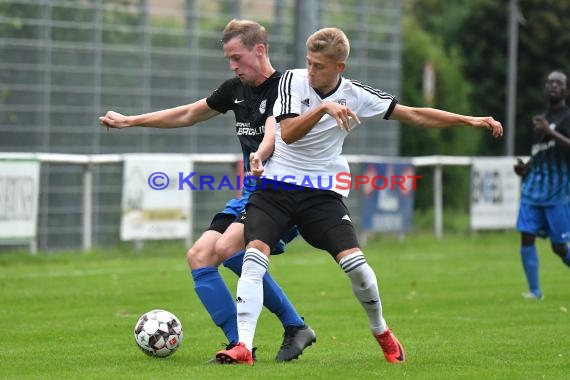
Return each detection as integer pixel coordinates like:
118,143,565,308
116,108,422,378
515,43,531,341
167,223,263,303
470,157,521,229
120,155,193,242
0,153,523,253
0,160,41,252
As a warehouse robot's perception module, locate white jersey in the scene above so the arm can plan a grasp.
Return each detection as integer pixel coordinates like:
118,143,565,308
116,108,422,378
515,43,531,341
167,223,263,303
265,68,396,197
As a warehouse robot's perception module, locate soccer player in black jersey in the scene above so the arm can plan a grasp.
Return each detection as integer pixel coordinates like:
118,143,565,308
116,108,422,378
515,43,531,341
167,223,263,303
514,70,570,300
99,19,315,362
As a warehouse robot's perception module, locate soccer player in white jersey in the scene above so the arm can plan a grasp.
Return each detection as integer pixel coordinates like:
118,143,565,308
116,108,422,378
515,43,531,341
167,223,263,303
216,27,503,365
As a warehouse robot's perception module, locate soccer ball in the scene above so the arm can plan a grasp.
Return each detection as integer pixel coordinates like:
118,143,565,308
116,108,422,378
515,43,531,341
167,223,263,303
133,309,183,357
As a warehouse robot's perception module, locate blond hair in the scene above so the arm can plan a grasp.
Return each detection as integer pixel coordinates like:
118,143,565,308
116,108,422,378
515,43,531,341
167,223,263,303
221,19,268,51
306,27,350,62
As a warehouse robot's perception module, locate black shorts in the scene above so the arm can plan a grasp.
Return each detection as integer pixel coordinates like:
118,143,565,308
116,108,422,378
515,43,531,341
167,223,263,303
244,180,359,257
208,210,247,234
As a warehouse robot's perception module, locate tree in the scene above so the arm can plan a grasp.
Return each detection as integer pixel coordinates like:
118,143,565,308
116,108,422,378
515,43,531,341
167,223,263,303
400,15,476,211
404,0,489,50
452,0,570,155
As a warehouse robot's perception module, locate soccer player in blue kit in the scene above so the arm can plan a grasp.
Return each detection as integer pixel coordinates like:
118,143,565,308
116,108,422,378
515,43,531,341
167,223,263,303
514,70,570,300
99,19,316,362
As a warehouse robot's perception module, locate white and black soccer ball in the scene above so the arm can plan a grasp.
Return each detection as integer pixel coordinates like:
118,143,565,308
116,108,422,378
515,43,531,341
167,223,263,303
134,309,183,358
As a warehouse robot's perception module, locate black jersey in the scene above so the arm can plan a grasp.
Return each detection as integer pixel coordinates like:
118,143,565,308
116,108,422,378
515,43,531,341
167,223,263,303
206,71,280,174
522,105,570,204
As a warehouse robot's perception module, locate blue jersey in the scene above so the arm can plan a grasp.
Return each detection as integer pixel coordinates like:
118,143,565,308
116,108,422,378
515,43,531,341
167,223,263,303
521,105,570,205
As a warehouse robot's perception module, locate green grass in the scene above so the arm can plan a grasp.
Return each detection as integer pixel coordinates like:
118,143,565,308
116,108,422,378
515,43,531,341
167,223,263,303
0,233,568,379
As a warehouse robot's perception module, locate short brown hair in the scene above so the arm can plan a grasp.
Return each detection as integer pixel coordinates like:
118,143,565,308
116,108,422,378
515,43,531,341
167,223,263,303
306,27,350,62
221,19,268,51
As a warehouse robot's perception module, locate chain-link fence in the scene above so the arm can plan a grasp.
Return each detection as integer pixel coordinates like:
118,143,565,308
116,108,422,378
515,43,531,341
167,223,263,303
0,0,402,250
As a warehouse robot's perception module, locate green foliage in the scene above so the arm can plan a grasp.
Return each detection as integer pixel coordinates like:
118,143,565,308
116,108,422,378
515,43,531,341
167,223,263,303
400,15,477,210
0,2,41,38
401,16,476,154
405,0,491,50
406,0,570,155
402,0,570,210
424,0,570,155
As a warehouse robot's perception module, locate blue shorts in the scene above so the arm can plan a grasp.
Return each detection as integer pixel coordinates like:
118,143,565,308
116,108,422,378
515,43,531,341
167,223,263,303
516,203,570,243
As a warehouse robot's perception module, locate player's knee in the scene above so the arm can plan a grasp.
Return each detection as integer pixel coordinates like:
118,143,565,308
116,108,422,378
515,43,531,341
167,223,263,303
215,238,235,261
185,246,198,268
247,240,271,255
335,247,363,263
186,245,217,269
521,233,535,246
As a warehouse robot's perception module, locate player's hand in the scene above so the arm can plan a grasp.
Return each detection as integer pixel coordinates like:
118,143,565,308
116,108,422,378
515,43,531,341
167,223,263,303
322,101,361,131
249,152,264,177
513,157,529,178
532,115,551,135
99,111,132,130
472,116,503,138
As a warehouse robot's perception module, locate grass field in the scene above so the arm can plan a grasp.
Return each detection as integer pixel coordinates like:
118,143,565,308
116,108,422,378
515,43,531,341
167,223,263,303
0,232,568,379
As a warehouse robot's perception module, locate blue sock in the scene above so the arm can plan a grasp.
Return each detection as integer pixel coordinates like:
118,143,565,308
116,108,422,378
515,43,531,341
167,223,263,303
224,251,305,327
191,267,238,344
520,245,541,296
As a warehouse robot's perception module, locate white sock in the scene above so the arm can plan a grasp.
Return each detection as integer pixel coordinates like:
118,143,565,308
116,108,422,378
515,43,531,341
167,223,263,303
236,248,269,350
339,251,387,335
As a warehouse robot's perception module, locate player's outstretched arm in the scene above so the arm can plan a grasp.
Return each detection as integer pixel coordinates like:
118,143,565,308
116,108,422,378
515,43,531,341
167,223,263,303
390,104,503,138
99,98,220,130
249,116,276,176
